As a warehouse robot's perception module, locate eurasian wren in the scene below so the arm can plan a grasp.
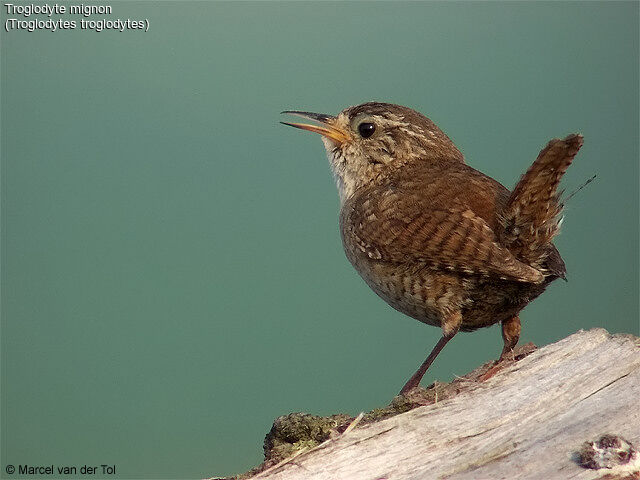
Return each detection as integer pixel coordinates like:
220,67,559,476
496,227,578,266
282,102,582,395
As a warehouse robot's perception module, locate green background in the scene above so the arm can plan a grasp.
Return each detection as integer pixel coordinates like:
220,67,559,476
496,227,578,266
1,1,638,478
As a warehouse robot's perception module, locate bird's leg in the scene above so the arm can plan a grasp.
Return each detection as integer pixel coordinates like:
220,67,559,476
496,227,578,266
398,335,453,395
478,315,522,382
399,311,461,395
499,315,521,362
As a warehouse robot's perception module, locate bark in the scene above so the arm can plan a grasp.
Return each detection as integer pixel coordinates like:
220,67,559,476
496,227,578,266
243,329,640,480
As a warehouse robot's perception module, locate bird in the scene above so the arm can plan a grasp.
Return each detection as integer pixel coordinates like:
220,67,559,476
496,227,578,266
281,102,583,395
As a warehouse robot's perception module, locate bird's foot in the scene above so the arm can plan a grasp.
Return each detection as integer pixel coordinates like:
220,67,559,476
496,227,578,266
478,359,510,382
478,342,537,382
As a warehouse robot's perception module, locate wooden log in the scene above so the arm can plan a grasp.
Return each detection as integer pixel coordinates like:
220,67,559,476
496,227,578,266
240,329,639,480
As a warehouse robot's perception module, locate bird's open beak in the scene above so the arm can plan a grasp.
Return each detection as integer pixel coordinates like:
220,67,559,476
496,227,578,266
280,110,350,145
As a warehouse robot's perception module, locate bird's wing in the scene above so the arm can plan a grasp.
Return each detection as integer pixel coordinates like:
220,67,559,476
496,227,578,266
342,188,544,284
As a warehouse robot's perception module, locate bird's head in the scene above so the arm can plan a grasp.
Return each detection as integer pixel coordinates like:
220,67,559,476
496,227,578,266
282,102,463,203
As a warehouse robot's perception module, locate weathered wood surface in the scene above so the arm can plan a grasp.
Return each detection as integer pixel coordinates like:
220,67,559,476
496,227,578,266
253,329,640,480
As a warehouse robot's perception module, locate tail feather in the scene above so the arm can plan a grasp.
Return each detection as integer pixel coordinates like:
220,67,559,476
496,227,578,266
499,134,584,271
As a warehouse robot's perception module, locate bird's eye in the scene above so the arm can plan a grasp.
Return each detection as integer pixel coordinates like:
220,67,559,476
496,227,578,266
358,122,376,138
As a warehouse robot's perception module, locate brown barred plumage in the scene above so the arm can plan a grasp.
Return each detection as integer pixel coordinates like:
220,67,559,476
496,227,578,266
282,103,583,394
499,134,583,272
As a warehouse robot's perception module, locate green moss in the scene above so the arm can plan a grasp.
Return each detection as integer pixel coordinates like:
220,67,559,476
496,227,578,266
263,412,352,464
